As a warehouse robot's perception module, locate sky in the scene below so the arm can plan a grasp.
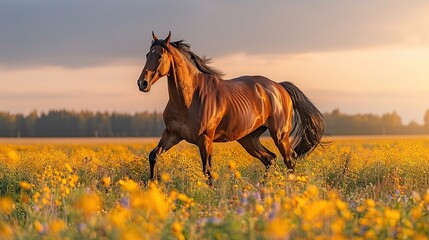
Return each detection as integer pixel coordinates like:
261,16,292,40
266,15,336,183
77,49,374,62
1,0,429,124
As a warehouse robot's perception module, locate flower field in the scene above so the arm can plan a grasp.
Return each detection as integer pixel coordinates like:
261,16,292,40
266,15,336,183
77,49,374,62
0,137,429,239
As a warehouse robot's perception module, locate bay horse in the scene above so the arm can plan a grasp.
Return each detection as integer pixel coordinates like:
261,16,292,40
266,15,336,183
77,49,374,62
137,32,325,183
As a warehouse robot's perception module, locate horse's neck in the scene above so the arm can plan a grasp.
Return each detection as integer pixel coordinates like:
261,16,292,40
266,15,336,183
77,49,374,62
167,55,198,109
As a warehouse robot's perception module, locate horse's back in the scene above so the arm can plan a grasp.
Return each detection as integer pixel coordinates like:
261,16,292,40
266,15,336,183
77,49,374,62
226,75,292,113
213,75,292,141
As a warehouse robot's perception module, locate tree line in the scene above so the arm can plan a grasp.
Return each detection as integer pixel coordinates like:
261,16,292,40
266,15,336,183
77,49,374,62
0,110,164,137
324,109,429,135
0,109,429,137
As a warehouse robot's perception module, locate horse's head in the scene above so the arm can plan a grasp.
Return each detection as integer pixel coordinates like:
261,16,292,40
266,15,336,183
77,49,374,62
137,31,173,92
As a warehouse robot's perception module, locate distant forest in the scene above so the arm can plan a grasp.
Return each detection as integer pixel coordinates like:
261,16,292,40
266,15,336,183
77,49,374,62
0,109,429,137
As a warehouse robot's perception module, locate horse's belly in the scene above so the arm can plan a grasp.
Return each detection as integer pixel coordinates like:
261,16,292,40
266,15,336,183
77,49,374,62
213,130,246,142
214,112,265,142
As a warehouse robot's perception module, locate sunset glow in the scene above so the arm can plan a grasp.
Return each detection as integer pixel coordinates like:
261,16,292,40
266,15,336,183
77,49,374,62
1,1,428,123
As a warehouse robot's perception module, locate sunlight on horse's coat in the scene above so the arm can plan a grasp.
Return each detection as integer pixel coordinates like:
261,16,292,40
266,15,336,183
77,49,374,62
137,32,325,182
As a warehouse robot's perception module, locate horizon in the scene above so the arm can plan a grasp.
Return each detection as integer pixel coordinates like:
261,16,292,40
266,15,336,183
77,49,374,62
1,107,425,126
1,1,429,124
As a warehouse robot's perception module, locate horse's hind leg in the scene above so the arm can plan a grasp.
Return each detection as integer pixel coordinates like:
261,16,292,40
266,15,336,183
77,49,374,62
272,134,295,170
237,126,277,169
267,118,295,171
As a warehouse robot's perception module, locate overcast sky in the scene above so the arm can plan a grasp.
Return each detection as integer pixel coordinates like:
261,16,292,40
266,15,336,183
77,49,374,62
1,0,429,123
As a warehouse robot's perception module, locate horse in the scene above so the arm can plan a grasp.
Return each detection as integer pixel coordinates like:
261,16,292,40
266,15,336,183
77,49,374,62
137,32,325,183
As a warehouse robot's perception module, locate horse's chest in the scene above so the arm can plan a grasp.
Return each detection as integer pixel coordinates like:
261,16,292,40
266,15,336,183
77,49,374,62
165,117,196,141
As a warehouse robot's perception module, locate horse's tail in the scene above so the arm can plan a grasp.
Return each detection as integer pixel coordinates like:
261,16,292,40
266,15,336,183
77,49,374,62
280,81,325,158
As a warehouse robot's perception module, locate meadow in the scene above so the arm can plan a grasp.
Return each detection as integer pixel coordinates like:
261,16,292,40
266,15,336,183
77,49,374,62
0,136,428,239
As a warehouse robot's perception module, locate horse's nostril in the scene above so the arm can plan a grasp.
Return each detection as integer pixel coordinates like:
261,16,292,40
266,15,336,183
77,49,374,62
142,80,148,89
138,80,150,92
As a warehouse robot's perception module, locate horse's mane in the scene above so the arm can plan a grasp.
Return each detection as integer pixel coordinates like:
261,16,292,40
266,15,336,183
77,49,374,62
152,40,224,78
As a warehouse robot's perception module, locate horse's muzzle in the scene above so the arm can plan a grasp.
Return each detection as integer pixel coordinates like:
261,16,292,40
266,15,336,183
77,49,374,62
138,79,151,92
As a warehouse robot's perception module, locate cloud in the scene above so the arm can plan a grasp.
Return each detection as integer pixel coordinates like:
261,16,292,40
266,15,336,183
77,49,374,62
1,0,428,68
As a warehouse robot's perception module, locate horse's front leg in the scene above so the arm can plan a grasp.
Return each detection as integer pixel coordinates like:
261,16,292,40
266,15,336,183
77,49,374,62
197,135,214,186
148,130,181,180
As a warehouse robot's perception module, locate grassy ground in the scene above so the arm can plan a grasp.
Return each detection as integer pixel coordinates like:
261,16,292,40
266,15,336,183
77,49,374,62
0,137,428,239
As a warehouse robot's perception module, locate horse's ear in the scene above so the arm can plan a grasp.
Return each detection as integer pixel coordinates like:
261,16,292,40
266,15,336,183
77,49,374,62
165,31,171,45
152,31,158,41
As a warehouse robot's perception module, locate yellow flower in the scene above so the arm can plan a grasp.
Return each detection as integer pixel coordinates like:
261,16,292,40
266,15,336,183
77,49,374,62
265,217,290,239
43,186,51,194
364,229,376,239
7,150,19,162
411,206,422,219
0,197,14,215
121,227,143,240
130,184,170,220
334,199,348,211
142,222,158,235
228,161,236,171
65,163,73,173
172,222,185,240
423,189,429,203
169,190,178,201
211,172,219,180
146,185,170,219
401,228,415,238
34,220,44,233
41,197,49,206
359,217,370,226
365,199,376,208
172,222,182,233
74,193,102,217
21,193,30,204
119,179,139,193
109,207,131,227
356,205,366,213
234,171,241,179
330,219,345,234
264,196,273,206
288,174,296,181
306,185,319,197
101,176,111,187
0,222,13,238
342,210,353,221
161,173,171,182
177,193,189,203
49,219,65,235
384,208,400,226
296,175,307,182
374,217,384,227
255,204,265,215
19,181,32,190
